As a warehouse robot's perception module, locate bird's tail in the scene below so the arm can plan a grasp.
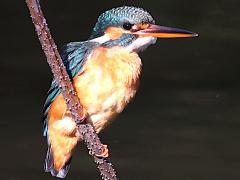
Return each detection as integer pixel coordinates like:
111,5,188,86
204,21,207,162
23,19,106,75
44,145,72,178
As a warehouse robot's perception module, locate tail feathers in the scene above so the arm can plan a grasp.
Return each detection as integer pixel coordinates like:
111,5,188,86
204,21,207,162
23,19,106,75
44,146,72,178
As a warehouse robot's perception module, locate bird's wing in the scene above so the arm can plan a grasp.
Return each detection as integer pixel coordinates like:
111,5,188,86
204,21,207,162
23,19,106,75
43,41,98,136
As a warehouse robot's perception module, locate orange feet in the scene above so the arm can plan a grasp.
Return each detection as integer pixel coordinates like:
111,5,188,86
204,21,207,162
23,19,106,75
96,144,109,158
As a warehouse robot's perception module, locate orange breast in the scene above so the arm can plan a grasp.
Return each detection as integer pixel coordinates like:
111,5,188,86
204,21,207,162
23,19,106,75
74,46,142,131
49,46,142,133
46,46,142,171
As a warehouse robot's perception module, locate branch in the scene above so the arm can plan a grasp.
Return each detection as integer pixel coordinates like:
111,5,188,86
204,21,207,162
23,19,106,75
25,0,117,179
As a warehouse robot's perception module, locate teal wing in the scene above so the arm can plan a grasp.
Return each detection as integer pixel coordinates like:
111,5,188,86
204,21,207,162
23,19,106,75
42,41,98,136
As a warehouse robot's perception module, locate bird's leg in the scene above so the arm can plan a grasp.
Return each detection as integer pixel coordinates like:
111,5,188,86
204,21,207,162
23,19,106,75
62,109,71,118
63,107,88,122
63,109,108,157
95,144,109,158
61,109,87,138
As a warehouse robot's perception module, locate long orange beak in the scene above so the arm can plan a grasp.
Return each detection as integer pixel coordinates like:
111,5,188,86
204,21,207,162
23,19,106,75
135,24,198,38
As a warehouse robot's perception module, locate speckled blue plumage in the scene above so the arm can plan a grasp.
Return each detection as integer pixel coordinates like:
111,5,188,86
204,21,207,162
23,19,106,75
90,6,155,39
43,41,98,136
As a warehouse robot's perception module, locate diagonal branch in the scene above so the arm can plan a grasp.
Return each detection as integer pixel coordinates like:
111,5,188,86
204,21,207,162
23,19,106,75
25,0,117,179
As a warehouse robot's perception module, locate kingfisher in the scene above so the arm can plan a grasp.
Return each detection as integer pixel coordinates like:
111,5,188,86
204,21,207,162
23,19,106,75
43,6,197,178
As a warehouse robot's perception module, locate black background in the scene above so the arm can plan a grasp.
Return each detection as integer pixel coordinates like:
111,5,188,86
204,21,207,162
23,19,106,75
1,0,240,179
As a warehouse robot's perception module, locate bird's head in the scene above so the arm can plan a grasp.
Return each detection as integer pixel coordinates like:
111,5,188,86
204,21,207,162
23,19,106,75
90,6,197,52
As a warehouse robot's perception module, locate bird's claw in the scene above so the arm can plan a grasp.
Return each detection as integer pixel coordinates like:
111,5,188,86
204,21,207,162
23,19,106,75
96,144,109,158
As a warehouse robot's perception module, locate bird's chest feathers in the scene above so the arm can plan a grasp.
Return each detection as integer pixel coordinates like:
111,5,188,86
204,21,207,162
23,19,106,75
88,46,142,86
74,47,141,127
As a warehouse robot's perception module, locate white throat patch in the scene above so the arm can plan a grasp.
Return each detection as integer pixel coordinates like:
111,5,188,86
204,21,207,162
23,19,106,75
126,36,157,52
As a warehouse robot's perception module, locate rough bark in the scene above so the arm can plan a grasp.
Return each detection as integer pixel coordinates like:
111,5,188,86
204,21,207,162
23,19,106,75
25,0,117,179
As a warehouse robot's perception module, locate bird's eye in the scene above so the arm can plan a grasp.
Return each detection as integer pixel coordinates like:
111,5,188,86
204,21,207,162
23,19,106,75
123,22,134,30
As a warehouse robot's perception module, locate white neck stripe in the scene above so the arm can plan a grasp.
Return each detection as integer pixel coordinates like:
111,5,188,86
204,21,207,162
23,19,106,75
90,34,110,44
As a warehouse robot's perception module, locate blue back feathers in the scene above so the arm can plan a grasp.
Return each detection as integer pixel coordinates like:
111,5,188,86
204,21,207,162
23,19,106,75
43,41,98,136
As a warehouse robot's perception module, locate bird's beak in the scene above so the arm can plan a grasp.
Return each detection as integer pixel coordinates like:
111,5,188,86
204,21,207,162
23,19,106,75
135,24,198,38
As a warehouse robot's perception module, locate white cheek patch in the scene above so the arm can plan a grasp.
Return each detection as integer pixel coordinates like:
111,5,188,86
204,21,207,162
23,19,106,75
126,36,157,52
90,33,156,53
90,34,111,44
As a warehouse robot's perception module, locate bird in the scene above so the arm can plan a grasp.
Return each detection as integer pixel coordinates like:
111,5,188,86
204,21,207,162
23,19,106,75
42,6,197,178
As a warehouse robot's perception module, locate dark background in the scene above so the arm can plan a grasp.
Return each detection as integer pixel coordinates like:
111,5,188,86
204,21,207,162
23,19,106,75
1,0,240,179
